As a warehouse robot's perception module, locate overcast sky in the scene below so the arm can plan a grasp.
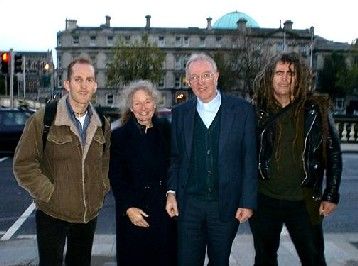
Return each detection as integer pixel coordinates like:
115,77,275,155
1,0,356,57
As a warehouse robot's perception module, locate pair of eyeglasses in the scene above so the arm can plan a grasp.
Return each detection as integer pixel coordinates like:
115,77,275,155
188,72,214,83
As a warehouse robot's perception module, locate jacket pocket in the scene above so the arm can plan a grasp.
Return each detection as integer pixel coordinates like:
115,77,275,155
47,134,73,145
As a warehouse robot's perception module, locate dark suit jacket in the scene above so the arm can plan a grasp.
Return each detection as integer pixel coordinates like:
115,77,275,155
168,93,258,221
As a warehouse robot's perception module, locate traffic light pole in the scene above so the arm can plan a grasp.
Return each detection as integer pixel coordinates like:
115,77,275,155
9,48,14,108
22,56,26,98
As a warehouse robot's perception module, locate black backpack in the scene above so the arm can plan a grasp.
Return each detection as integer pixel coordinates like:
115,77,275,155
42,100,107,151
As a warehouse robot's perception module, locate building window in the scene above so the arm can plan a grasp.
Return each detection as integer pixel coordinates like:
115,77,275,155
57,38,62,47
175,57,182,70
159,78,164,88
180,74,186,88
335,98,345,114
231,37,238,48
175,76,180,87
216,36,222,48
107,94,114,105
89,54,96,65
175,36,182,47
90,36,96,46
124,35,131,44
107,35,113,46
58,74,63,88
199,36,206,47
57,56,62,69
73,35,79,45
183,55,190,69
158,36,165,47
184,36,189,47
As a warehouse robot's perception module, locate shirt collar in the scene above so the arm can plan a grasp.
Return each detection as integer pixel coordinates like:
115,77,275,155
65,97,91,119
196,90,221,113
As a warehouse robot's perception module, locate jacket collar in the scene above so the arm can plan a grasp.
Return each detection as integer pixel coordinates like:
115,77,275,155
54,95,102,128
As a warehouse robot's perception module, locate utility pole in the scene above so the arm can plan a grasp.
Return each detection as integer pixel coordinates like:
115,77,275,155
309,26,314,69
9,48,14,108
22,56,26,98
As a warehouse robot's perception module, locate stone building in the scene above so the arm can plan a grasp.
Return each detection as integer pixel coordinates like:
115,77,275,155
55,11,352,108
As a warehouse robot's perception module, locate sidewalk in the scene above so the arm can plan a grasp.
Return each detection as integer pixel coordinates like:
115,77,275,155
1,232,358,266
341,143,358,153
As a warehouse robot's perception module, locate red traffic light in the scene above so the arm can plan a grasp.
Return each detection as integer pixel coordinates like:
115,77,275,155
1,52,10,74
1,52,10,63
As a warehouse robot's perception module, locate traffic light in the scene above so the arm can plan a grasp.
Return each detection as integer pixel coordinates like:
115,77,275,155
14,54,23,74
1,52,10,74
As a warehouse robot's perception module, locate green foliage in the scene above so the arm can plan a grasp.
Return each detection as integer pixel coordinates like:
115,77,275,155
337,65,358,95
317,52,347,96
317,51,358,96
214,35,273,96
106,34,165,87
213,52,236,92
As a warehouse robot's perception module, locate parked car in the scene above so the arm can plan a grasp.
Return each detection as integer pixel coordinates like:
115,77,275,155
157,107,172,122
0,107,34,155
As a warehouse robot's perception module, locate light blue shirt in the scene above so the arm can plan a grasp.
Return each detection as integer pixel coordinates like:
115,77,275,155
196,90,221,128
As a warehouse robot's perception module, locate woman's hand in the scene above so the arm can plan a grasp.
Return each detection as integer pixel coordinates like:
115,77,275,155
126,207,149,227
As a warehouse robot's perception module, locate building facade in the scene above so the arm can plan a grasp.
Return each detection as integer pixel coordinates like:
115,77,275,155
55,12,352,108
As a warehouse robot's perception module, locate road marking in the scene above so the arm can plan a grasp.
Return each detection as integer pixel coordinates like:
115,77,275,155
0,157,8,163
0,201,36,241
281,225,289,236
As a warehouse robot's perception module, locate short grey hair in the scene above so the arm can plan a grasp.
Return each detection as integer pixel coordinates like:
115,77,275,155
120,80,161,124
185,53,217,78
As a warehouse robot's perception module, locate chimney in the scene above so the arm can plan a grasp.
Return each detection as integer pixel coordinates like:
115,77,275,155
145,15,151,29
105,15,111,27
283,20,293,30
206,17,212,30
237,18,247,32
65,19,78,31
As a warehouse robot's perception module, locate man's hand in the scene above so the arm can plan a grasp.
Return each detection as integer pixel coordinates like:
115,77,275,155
319,201,337,217
235,208,253,223
126,207,149,227
166,193,179,217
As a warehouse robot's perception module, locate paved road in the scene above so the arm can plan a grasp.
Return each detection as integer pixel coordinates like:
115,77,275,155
1,146,358,265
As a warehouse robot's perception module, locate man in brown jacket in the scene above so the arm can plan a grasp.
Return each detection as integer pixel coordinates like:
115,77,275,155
13,58,111,266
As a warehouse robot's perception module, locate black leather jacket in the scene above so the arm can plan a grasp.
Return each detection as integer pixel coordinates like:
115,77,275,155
257,100,342,203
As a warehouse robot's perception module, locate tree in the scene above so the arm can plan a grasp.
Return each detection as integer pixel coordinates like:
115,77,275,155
317,52,348,96
213,52,236,92
107,34,165,87
216,34,273,97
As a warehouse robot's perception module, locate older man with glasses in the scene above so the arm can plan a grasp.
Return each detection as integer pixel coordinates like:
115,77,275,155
166,53,257,266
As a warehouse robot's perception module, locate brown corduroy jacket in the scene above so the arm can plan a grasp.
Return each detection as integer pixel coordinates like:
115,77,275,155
13,95,111,223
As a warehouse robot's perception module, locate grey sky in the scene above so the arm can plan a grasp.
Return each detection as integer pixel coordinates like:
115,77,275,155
1,0,356,56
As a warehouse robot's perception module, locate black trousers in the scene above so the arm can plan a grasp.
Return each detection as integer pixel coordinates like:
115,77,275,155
249,193,318,266
177,196,239,266
312,222,327,266
36,209,97,266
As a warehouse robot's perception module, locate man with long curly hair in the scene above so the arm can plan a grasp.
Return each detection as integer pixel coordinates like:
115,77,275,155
250,52,342,266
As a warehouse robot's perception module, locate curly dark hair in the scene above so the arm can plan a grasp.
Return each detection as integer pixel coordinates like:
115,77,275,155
253,52,312,112
253,52,331,165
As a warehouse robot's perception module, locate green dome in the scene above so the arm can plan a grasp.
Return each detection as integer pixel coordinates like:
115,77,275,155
213,11,259,29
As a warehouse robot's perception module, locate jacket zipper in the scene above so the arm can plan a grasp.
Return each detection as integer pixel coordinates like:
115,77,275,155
258,128,267,179
301,114,317,185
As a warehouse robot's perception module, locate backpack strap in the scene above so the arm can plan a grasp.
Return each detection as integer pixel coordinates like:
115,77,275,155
42,100,58,151
42,101,107,152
